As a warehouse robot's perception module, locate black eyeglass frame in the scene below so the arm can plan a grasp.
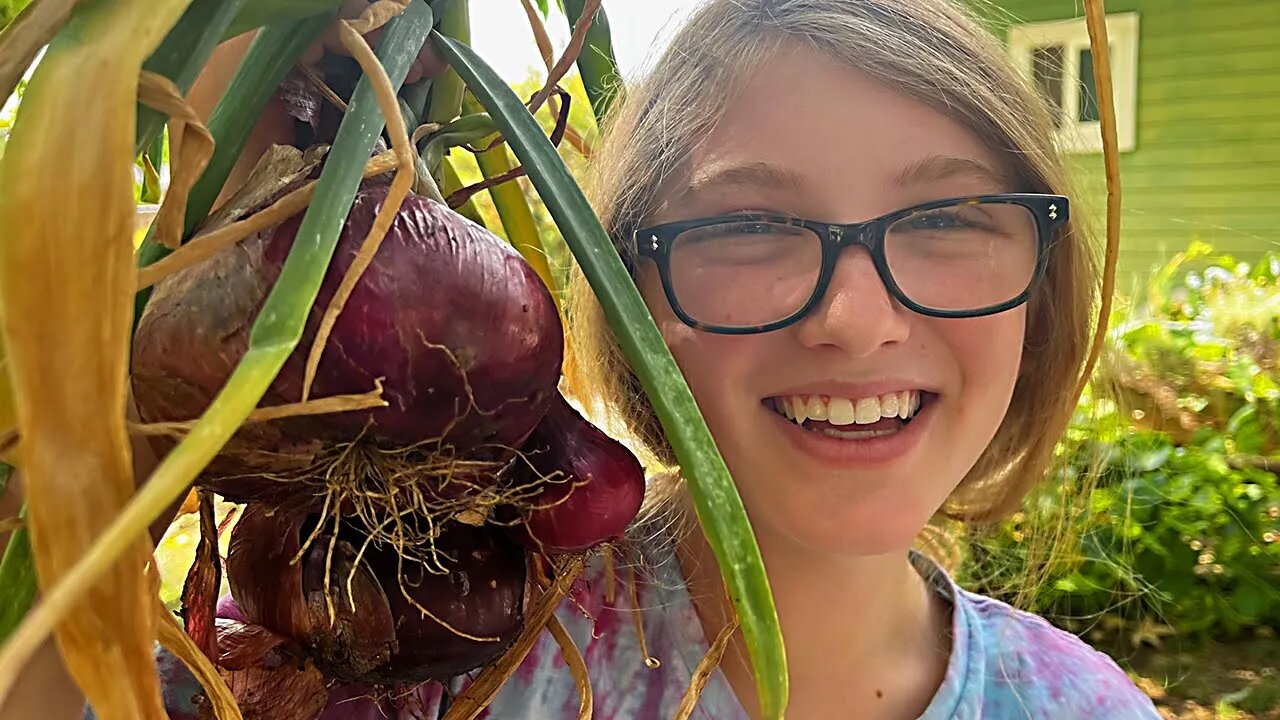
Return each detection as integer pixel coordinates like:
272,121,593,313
631,193,1069,335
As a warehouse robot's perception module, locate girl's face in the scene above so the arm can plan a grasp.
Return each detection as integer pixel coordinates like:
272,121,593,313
637,47,1029,557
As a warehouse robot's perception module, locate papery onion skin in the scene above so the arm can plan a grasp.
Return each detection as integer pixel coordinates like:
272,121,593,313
214,618,329,720
227,505,527,685
299,532,399,681
226,505,399,681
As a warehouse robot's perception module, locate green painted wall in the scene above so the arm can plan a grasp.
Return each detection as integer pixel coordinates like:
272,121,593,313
974,0,1280,285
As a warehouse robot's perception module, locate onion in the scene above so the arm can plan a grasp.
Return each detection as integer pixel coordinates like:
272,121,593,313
216,601,449,719
510,392,646,554
299,528,400,681
227,505,399,681
361,523,527,683
138,167,561,698
131,181,564,504
227,503,526,685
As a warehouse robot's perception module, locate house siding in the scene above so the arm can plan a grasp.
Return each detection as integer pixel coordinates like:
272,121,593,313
973,0,1280,283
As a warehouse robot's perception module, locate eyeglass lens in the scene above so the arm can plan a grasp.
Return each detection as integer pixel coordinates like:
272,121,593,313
666,200,1039,328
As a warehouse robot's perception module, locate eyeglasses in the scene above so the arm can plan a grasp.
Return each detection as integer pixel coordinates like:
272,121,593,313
631,193,1067,335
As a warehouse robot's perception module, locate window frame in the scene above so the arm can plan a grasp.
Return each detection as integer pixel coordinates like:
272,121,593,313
1007,12,1140,154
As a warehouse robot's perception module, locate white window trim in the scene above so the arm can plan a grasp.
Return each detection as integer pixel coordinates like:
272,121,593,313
1007,12,1139,154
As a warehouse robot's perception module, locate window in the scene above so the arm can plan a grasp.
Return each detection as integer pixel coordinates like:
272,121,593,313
1008,12,1139,153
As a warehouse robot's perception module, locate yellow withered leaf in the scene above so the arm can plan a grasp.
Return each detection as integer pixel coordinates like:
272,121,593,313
0,0,195,717
0,334,15,462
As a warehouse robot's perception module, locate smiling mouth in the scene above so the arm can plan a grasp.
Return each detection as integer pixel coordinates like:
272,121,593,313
764,390,936,440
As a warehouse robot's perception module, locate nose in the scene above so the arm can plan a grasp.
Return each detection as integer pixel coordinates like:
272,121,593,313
792,245,912,356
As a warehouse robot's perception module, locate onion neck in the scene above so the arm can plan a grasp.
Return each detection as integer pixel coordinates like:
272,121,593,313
672,496,951,720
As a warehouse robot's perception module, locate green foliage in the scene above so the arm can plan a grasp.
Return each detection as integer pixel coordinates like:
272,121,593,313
449,71,597,301
962,243,1280,641
0,503,34,645
0,76,23,158
0,0,32,32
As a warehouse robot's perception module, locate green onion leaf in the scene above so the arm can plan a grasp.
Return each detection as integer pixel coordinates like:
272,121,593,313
222,0,346,40
0,505,34,645
425,0,468,126
136,0,252,154
133,11,336,324
561,0,620,122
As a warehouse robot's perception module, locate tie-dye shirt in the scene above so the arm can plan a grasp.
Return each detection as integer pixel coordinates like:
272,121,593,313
122,529,1160,720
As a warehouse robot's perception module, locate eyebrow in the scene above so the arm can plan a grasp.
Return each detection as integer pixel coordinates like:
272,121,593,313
678,160,808,200
891,155,1014,190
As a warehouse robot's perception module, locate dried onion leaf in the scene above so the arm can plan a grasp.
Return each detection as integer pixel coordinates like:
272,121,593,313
0,0,197,715
547,614,592,720
156,601,242,720
136,70,215,250
0,7,434,710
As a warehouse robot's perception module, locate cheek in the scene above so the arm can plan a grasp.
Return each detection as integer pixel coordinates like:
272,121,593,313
636,268,756,428
937,309,1027,415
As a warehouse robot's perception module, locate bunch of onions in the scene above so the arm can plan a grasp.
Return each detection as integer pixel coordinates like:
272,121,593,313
131,178,646,700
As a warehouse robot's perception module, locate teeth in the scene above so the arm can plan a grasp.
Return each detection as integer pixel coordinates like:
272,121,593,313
854,397,879,424
791,396,808,425
819,426,899,440
827,397,855,425
880,393,899,418
806,396,828,421
776,391,925,427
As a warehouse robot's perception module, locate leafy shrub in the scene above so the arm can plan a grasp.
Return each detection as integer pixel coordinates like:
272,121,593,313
961,242,1280,641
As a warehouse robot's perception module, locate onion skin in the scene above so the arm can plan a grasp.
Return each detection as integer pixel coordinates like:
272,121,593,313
362,523,527,683
227,505,399,681
214,618,329,720
216,600,449,719
511,392,646,554
227,505,318,642
131,182,564,499
299,533,399,681
216,618,293,672
228,505,526,685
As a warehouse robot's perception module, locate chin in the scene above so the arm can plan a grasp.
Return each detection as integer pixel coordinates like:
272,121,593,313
755,491,939,560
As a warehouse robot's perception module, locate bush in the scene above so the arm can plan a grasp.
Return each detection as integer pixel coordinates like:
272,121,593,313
961,242,1280,641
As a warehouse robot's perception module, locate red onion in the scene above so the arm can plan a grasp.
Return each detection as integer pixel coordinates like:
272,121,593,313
131,182,563,504
510,392,646,554
361,523,527,683
214,618,329,720
227,505,398,681
227,504,526,685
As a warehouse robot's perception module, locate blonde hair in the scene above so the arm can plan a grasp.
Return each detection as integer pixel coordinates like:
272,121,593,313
567,0,1098,527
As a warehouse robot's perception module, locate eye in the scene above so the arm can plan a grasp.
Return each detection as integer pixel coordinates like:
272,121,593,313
740,222,775,234
904,210,971,230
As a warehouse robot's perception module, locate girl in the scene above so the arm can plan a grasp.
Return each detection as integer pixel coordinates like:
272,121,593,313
474,0,1161,717
66,0,1163,718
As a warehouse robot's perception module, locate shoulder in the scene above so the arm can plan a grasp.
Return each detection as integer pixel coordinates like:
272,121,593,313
481,532,736,719
955,588,1161,719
